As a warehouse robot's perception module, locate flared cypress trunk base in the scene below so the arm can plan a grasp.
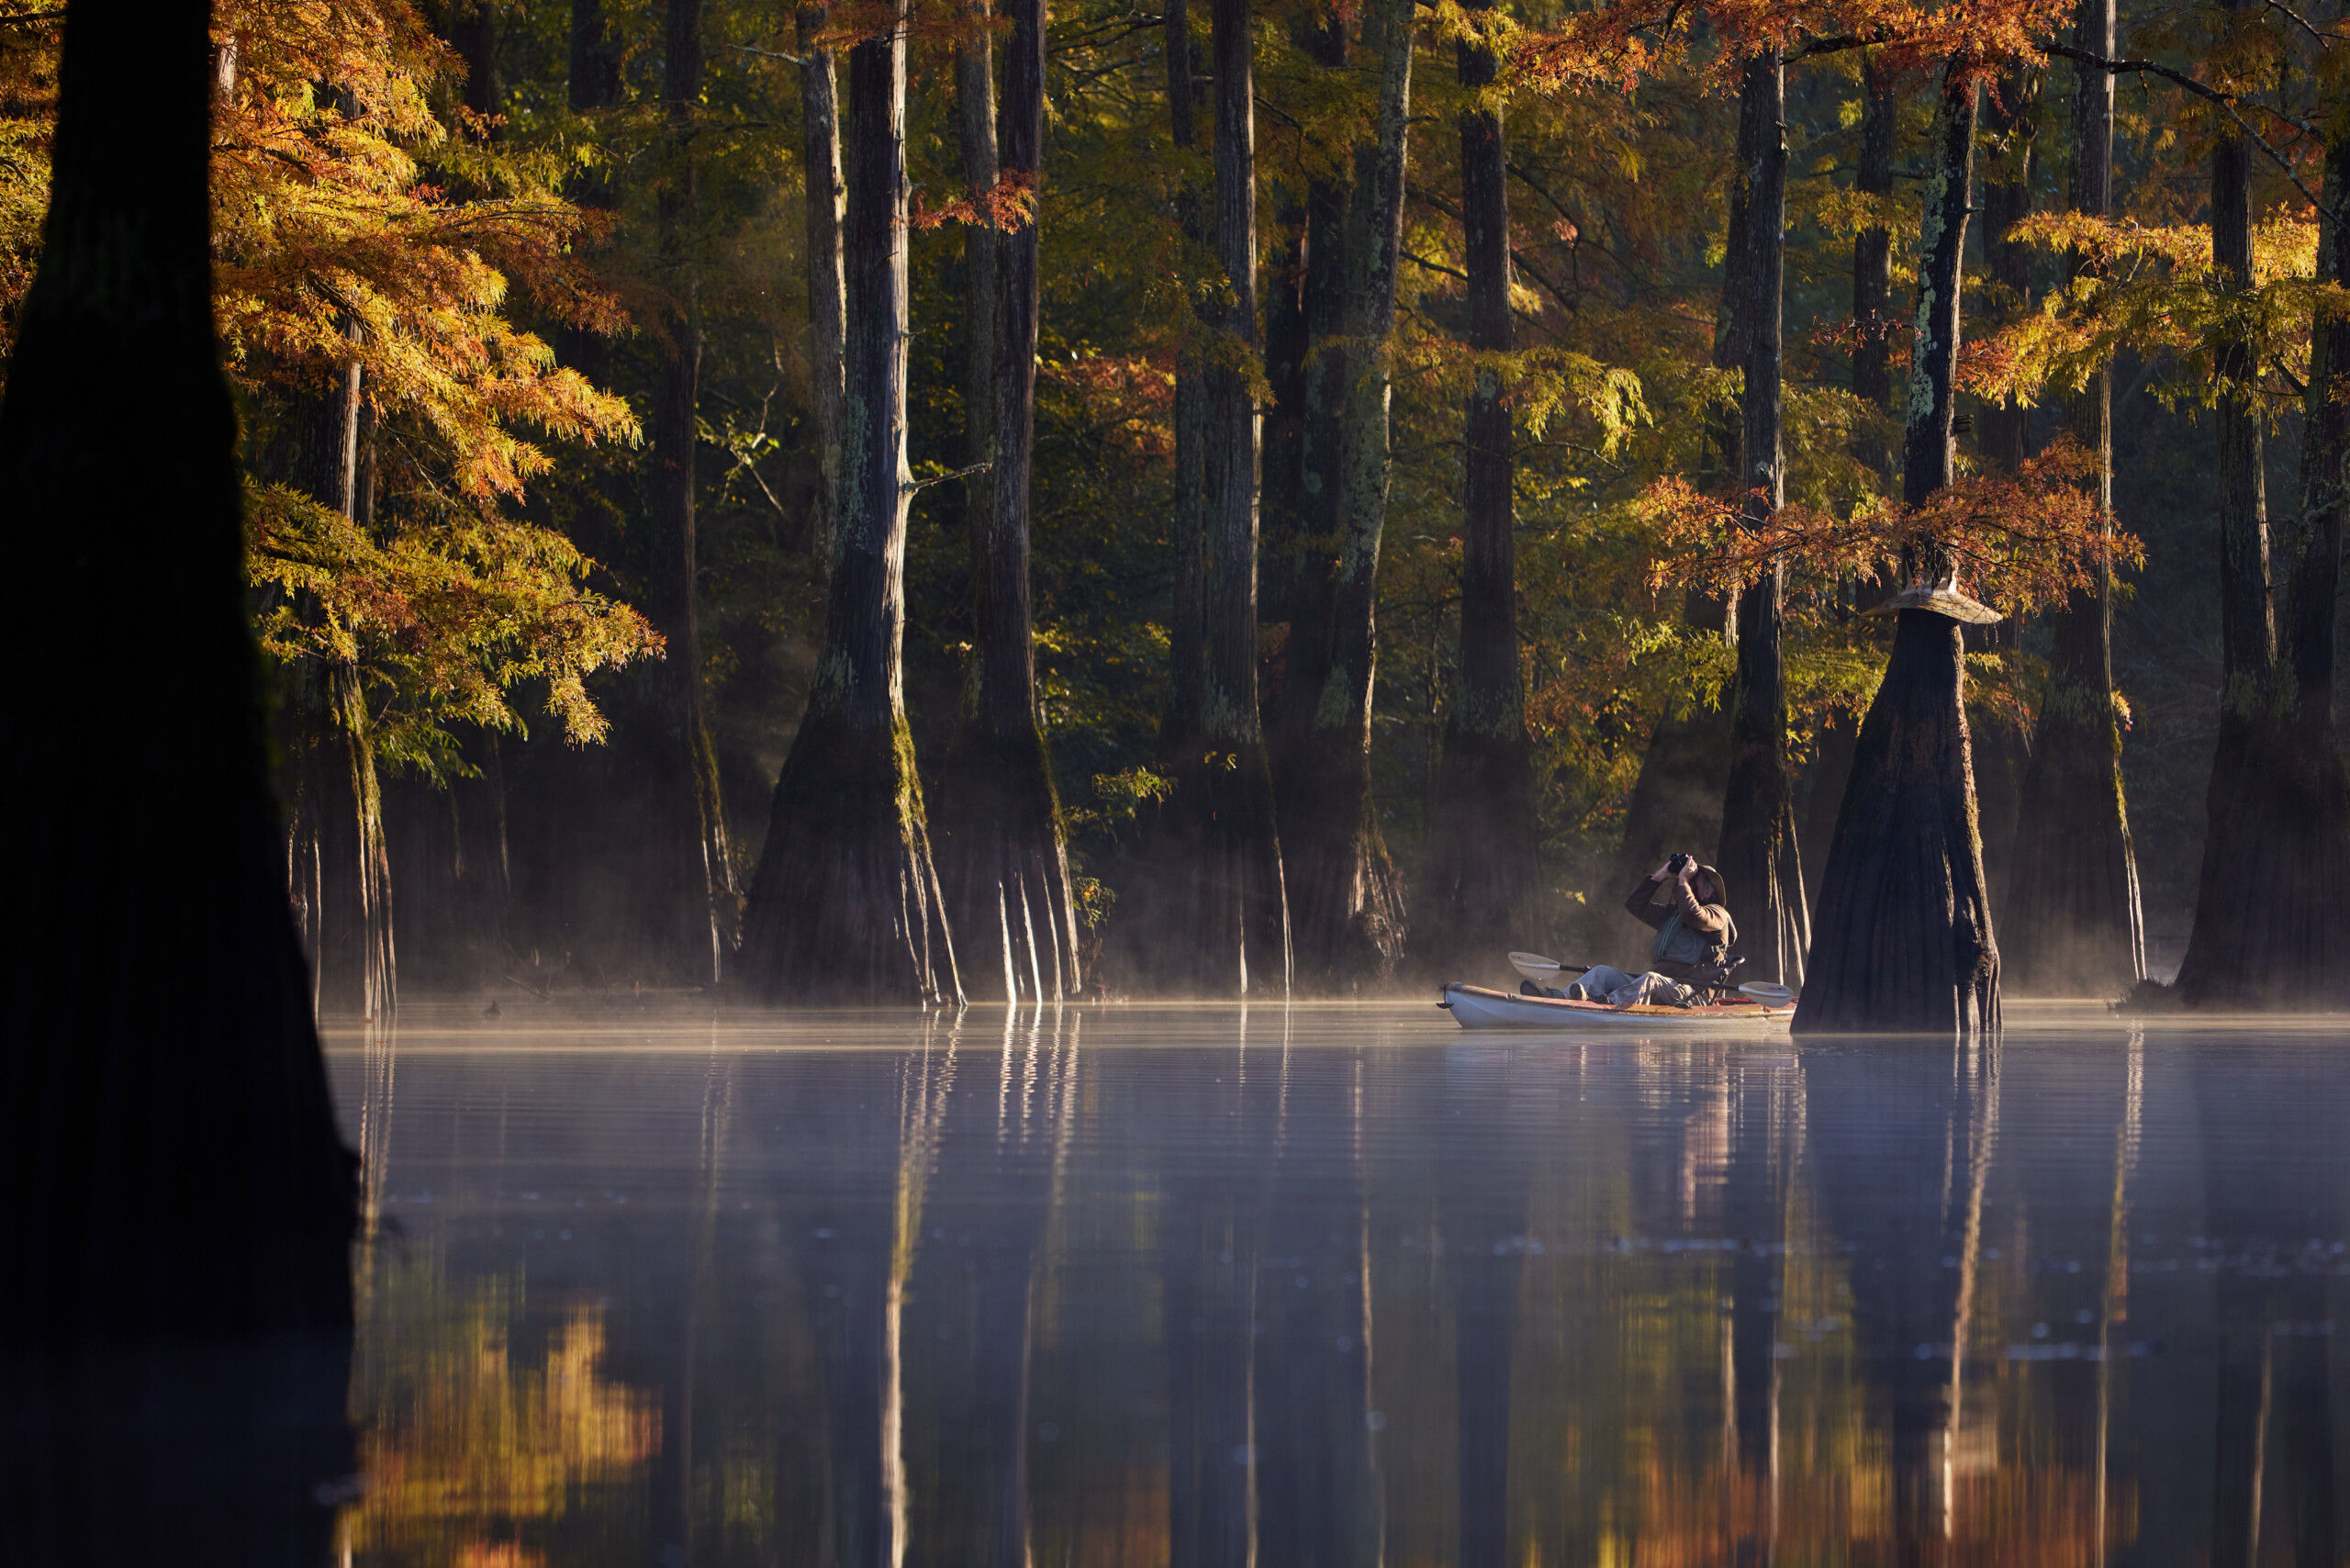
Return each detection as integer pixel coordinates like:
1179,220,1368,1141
933,730,1082,1002
1423,729,1542,978
738,712,959,1004
1998,694,2143,996
1796,610,1999,1035
1120,743,1292,997
2175,711,2350,1009
1277,726,1404,993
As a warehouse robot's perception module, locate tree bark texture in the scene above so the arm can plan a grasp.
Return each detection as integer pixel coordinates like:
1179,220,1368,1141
1799,64,1999,1035
1716,50,1809,987
1427,0,1542,969
1158,0,1208,758
1276,0,1413,990
0,0,356,1340
740,0,962,1004
800,3,846,577
646,0,731,984
934,0,1084,1003
2176,74,2350,1008
2002,0,2146,996
1260,196,1310,665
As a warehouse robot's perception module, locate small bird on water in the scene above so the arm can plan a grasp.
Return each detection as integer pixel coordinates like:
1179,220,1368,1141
484,1000,502,1019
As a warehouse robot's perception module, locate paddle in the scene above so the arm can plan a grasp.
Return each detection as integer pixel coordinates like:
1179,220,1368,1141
1509,952,1595,984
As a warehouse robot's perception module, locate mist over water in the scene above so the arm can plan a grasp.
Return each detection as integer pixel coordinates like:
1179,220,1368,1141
319,1002,2348,1563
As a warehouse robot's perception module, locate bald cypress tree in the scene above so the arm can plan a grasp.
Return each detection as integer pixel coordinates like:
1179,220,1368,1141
738,0,962,1003
0,0,356,1338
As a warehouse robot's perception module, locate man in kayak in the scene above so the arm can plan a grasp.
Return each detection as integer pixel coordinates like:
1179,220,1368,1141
1565,856,1737,1006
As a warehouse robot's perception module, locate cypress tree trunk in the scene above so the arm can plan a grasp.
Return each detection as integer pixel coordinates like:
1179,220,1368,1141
1276,0,1413,990
1427,0,1542,969
1716,49,1809,987
934,0,1083,1002
2175,58,2350,1007
739,0,962,1003
1260,195,1309,673
1268,19,1348,771
650,0,733,984
0,0,356,1340
800,2,846,577
2001,0,2146,995
1159,0,1208,757
1797,64,1999,1036
1158,0,1292,995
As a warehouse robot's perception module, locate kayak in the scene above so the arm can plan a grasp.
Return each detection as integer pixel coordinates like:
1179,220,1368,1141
1438,981,1797,1031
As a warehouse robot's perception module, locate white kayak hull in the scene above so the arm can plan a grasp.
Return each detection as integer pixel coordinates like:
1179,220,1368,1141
1440,982,1796,1031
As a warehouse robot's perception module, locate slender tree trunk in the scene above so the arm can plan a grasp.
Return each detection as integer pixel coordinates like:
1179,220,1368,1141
1427,0,1541,969
1158,0,1292,995
1798,63,1999,1035
2002,0,2146,995
649,0,732,985
739,0,962,1003
1716,50,1808,987
1969,62,2039,910
1803,52,1902,909
934,0,1083,1002
0,0,356,1340
1277,0,1413,990
1159,0,1208,757
800,3,846,576
2176,44,2350,1007
449,0,499,125
1260,194,1310,678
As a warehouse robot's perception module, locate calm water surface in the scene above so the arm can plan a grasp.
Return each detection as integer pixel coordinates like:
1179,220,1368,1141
316,1002,2346,1565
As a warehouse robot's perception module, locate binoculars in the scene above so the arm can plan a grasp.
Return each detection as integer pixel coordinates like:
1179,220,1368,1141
1666,852,1694,874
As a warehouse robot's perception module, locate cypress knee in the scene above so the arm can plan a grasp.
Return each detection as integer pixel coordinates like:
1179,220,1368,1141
0,0,357,1339
1797,62,1999,1036
738,0,961,1003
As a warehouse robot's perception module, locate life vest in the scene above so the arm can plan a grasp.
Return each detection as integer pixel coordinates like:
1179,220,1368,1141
1651,905,1735,968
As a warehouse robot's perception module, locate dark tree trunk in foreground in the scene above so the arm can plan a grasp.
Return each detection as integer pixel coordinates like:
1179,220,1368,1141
740,0,961,1003
934,0,1082,1002
1158,0,1207,757
648,0,732,983
2002,0,2146,996
1716,50,1808,987
2175,65,2350,1007
799,3,845,576
0,0,355,1339
1273,0,1413,990
1149,0,1292,996
1799,64,1999,1035
1427,0,1542,969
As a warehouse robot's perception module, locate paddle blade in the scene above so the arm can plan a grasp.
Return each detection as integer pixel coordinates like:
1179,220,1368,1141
1739,980,1796,1006
1510,952,1561,982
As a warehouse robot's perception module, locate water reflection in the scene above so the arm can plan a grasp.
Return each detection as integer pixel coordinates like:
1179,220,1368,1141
323,1007,2347,1564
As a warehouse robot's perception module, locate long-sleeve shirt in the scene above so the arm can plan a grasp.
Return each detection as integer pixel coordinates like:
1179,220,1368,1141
1623,874,1731,979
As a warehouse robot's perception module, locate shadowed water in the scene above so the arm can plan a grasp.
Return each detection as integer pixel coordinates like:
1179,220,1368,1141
307,1002,2344,1565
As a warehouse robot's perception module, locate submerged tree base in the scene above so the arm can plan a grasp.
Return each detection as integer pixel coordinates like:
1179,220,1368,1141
738,712,960,1004
2175,711,2350,1010
1796,610,1999,1035
1422,727,1543,978
1117,742,1292,997
933,730,1081,1003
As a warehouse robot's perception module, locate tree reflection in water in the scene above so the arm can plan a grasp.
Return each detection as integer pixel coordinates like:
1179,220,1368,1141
312,1007,2345,1565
